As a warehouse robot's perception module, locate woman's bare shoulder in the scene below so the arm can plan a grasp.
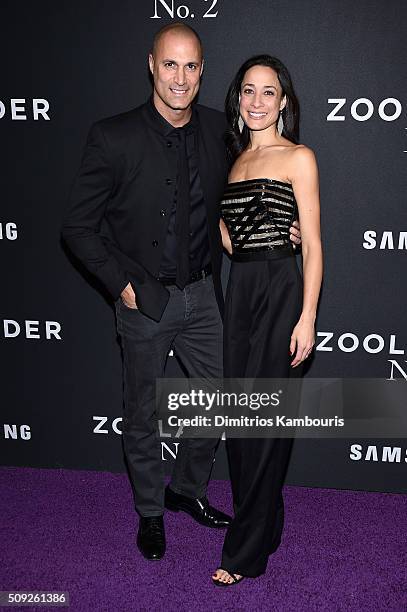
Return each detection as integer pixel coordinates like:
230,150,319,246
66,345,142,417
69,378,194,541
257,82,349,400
289,143,316,161
287,144,317,174
287,144,319,187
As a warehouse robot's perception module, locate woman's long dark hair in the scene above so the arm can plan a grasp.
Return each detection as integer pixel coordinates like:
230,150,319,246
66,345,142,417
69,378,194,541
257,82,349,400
225,55,300,162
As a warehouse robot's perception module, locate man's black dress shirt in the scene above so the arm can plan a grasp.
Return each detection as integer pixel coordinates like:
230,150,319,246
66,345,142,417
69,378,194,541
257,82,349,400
147,99,210,278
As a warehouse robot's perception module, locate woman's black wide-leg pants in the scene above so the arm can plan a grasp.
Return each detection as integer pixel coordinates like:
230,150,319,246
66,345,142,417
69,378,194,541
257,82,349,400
221,250,303,578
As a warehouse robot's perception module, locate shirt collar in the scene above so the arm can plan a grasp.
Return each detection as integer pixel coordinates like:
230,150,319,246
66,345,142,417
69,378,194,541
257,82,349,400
146,95,197,137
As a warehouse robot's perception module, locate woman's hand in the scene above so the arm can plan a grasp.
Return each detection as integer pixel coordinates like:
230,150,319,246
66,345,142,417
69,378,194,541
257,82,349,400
289,219,301,248
290,317,315,367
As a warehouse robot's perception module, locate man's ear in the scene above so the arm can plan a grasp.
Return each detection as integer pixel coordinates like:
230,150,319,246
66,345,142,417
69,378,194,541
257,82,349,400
280,94,287,112
148,53,154,75
200,59,205,77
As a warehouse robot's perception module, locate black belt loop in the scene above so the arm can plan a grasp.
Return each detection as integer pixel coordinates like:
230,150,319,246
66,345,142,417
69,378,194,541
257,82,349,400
158,263,212,287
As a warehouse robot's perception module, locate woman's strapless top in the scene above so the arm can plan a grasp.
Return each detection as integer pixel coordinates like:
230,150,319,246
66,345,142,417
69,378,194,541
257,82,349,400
221,178,298,254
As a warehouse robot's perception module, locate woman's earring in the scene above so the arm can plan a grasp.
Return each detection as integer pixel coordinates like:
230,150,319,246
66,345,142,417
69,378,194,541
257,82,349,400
237,94,244,132
277,110,284,135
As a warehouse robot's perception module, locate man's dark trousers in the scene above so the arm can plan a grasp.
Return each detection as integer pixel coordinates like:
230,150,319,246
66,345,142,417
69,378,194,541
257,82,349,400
115,274,222,517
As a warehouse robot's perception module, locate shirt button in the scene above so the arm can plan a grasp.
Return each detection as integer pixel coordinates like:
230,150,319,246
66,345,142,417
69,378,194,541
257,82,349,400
166,178,172,185
160,209,166,216
166,141,172,148
152,240,158,247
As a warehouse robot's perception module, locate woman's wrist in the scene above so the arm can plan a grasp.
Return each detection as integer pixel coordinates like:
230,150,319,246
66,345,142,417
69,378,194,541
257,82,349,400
299,311,316,324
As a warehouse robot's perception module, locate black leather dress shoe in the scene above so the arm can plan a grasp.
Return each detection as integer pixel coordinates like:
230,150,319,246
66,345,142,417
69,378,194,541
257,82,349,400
164,486,232,528
137,516,166,560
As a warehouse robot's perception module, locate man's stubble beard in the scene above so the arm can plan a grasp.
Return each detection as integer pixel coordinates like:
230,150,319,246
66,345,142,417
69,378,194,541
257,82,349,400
155,86,198,113
162,97,193,112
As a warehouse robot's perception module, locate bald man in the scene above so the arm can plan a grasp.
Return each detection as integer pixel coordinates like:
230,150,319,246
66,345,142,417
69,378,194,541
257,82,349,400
61,23,301,561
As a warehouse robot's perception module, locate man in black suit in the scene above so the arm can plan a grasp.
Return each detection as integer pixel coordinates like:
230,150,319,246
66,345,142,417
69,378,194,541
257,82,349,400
61,23,301,560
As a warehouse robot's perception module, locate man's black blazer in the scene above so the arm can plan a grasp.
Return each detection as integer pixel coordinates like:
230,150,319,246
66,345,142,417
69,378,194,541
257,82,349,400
61,100,229,321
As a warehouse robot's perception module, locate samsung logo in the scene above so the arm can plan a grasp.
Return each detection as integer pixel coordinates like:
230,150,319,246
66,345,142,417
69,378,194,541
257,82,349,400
3,424,31,440
350,444,406,463
363,230,407,250
0,222,17,240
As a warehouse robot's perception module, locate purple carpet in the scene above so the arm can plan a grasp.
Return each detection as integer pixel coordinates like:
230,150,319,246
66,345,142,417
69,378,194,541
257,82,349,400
1,467,406,611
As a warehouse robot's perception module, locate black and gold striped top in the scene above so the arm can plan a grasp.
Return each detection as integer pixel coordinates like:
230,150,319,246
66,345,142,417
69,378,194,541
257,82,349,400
221,178,298,253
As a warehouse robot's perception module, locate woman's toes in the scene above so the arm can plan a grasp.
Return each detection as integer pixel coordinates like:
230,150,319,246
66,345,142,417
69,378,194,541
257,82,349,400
213,568,241,584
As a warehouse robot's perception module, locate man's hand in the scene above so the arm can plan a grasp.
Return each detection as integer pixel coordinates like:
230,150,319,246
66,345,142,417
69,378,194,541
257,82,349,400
289,220,302,248
120,282,138,309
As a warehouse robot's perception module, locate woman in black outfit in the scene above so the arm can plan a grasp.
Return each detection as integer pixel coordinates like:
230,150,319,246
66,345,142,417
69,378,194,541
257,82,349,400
212,55,323,586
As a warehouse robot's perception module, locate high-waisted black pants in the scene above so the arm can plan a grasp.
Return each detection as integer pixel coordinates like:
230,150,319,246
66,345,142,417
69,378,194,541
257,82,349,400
221,249,303,577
